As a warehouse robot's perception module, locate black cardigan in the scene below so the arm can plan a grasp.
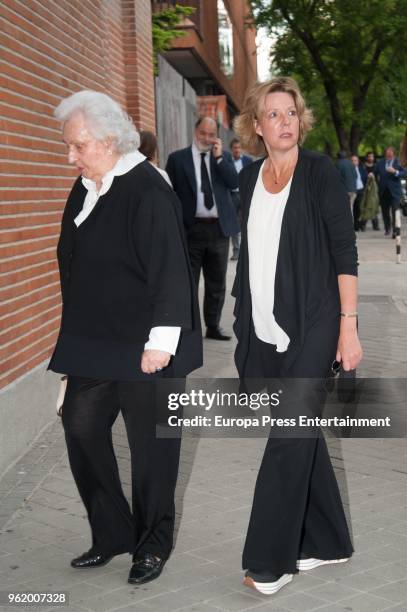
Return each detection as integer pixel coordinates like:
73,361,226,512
49,161,202,380
232,147,358,376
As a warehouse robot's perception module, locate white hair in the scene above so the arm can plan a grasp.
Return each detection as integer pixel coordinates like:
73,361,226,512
54,90,140,153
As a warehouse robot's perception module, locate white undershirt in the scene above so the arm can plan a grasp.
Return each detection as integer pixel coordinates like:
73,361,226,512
75,150,180,355
248,160,291,352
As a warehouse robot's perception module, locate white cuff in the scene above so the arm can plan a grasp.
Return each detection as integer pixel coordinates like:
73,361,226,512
144,326,181,355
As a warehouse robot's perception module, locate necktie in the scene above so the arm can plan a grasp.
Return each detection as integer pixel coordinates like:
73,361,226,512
200,153,214,210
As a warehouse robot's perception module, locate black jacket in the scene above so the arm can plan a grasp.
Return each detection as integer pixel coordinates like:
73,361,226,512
166,147,240,237
49,161,202,380
375,158,407,200
232,148,358,377
336,158,357,192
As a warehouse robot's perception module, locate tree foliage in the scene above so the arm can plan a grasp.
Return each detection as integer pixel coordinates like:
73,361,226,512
250,0,407,154
152,4,195,75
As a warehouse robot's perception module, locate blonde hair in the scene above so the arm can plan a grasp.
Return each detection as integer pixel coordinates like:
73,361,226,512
234,76,314,156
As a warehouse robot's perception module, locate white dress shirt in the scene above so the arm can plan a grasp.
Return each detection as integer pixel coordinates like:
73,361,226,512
355,165,364,190
75,150,180,355
232,157,243,192
191,141,219,218
233,157,243,173
248,160,291,352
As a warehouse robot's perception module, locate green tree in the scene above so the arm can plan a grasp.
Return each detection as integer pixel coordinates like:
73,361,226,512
251,0,407,154
152,4,195,75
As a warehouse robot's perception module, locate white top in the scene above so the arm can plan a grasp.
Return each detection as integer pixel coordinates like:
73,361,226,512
248,160,291,352
191,141,219,218
74,150,180,355
150,162,172,186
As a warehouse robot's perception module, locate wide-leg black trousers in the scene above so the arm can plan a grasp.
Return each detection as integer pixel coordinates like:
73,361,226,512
61,375,183,560
242,322,354,574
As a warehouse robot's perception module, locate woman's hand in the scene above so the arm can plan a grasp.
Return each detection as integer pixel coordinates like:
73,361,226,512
141,349,171,374
336,320,363,371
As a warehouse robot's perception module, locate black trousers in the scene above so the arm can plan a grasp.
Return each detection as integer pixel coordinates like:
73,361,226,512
62,375,183,560
187,219,229,328
353,189,364,230
380,188,400,232
241,323,353,574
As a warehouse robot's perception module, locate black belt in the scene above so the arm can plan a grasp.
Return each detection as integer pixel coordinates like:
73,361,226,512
194,217,218,224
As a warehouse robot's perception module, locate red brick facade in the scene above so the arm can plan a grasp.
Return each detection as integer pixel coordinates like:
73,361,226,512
0,0,155,388
154,0,257,112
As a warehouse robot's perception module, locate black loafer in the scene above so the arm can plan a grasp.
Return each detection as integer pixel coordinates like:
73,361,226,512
206,326,231,341
128,552,165,585
71,549,114,569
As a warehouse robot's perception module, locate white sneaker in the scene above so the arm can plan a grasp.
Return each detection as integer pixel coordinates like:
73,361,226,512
297,557,350,571
243,571,293,595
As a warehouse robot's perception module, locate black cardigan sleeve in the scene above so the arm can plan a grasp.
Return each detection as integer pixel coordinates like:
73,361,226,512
135,185,193,329
317,156,358,276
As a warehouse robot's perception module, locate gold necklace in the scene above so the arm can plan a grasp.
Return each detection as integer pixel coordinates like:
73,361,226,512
265,154,297,186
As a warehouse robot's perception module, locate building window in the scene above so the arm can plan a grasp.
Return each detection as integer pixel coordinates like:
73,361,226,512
218,0,234,77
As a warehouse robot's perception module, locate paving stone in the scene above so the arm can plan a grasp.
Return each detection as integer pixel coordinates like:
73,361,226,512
176,604,231,612
76,586,150,612
338,591,396,611
306,580,362,601
200,590,267,611
139,589,209,610
370,579,407,604
266,590,330,611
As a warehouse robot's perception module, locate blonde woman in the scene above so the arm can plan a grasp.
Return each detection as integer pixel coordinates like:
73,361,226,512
233,77,362,595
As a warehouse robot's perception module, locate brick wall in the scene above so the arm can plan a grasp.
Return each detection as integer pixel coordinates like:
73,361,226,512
153,0,257,111
0,0,155,389
123,0,155,131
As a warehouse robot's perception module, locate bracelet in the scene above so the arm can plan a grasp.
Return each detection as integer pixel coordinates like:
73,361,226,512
340,312,358,317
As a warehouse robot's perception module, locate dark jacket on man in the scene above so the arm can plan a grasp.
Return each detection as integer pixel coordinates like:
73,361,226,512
336,158,357,192
166,147,240,237
374,158,407,200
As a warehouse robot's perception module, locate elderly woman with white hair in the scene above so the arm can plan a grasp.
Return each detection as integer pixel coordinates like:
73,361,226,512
49,90,202,585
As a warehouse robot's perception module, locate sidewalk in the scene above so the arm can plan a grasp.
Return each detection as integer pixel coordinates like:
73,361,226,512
1,225,407,612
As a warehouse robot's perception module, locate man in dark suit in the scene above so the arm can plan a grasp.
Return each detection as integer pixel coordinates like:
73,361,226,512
375,146,407,236
166,117,239,340
336,151,357,214
351,154,367,231
230,138,252,260
362,152,380,230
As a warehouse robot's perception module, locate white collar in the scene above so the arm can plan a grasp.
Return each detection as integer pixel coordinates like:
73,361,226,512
74,150,146,227
81,149,146,196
